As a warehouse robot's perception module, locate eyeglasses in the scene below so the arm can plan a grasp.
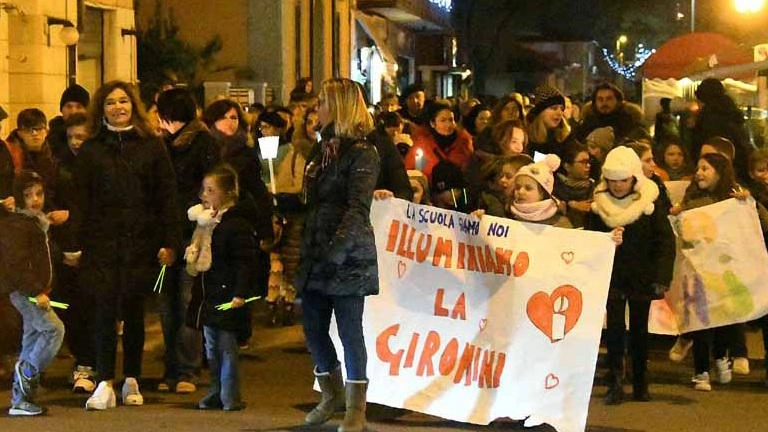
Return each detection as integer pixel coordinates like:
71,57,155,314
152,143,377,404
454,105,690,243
22,126,46,134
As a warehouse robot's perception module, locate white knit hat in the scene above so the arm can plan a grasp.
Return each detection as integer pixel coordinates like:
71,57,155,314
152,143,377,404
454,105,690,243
514,153,561,196
601,146,646,191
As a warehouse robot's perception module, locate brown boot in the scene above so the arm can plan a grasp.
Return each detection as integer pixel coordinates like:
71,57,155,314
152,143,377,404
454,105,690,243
305,367,345,425
338,380,367,432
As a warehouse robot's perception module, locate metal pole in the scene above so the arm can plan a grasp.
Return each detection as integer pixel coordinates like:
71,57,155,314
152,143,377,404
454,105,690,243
690,0,696,32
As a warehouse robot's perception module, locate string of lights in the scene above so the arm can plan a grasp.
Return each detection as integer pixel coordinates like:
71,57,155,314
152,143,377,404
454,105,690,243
601,46,656,80
429,0,452,12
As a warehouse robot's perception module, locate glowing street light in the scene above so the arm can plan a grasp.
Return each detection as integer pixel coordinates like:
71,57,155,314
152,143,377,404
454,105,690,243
735,0,766,13
616,35,628,64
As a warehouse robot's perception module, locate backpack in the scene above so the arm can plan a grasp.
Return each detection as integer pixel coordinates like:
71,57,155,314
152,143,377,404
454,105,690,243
0,210,52,297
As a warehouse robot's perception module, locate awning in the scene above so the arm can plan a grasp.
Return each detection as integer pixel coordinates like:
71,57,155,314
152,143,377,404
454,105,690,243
354,11,397,65
642,32,753,80
688,59,768,81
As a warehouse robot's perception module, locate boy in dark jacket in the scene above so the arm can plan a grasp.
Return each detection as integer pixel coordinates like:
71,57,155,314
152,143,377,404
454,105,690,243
2,171,65,416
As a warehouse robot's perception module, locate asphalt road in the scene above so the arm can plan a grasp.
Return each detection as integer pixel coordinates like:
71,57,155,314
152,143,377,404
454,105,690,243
1,305,768,432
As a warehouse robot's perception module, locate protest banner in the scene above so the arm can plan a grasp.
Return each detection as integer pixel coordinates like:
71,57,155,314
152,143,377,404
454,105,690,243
649,198,768,334
327,199,616,432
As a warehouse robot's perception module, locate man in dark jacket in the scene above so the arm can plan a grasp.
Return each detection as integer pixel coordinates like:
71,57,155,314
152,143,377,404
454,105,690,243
577,82,648,143
367,127,414,201
156,87,220,394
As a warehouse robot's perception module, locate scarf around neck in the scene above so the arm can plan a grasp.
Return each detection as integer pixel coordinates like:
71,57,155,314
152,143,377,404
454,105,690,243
510,198,558,222
591,177,659,228
103,117,134,132
556,172,592,191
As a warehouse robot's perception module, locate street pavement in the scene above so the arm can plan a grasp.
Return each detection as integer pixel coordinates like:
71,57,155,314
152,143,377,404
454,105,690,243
1,303,768,432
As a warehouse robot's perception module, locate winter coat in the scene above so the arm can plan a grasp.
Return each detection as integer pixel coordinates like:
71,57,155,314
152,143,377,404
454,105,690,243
476,189,508,218
577,101,647,143
553,174,595,228
586,179,675,301
0,139,13,199
692,101,752,182
0,208,52,297
48,116,69,163
368,128,414,201
74,127,180,297
403,127,473,183
295,131,380,297
165,119,220,241
188,200,257,333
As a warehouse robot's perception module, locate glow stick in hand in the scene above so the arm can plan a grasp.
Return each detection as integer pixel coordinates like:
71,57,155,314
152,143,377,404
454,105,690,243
28,297,69,309
215,296,262,311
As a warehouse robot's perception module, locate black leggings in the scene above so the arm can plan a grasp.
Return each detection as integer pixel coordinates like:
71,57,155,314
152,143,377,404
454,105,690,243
90,292,146,381
606,297,651,378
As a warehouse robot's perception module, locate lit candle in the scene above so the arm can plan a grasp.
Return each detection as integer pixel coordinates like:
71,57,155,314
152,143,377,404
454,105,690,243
415,148,425,171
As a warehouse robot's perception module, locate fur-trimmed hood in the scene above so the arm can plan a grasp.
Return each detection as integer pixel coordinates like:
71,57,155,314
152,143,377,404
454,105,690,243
591,176,659,228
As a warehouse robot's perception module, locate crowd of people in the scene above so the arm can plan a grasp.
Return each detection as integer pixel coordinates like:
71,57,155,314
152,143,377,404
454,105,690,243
1,74,767,430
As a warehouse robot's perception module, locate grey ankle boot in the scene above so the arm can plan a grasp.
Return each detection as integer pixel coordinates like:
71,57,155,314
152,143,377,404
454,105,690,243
305,367,345,425
338,380,367,432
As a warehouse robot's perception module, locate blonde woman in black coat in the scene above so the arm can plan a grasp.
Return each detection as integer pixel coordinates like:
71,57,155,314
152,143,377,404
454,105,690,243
297,78,379,432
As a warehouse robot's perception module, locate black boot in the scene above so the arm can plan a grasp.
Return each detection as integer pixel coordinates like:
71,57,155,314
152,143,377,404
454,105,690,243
305,367,345,425
266,301,279,327
604,370,624,405
282,302,295,326
632,368,650,401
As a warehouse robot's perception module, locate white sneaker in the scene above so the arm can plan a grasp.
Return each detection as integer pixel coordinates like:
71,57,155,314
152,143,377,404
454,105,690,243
73,366,96,393
733,357,750,375
692,372,712,391
669,336,693,362
85,381,116,410
121,377,144,406
715,357,732,384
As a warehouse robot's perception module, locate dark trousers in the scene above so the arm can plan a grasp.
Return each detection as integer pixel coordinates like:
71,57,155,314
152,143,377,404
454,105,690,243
302,290,367,381
90,291,145,381
159,264,201,381
56,262,95,367
606,297,651,379
692,324,749,374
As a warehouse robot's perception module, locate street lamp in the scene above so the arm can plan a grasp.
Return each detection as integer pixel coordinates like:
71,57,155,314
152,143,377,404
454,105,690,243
616,35,628,64
735,0,766,13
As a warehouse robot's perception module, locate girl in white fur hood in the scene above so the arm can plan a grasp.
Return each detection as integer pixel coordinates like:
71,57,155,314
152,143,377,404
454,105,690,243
587,145,675,406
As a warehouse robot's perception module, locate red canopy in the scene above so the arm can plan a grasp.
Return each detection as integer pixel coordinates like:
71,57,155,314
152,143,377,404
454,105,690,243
642,32,753,79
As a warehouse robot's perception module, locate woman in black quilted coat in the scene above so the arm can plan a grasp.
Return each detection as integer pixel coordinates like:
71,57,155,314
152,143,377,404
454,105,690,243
296,78,379,432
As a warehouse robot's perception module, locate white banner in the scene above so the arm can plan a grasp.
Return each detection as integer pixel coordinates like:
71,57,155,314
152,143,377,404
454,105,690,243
649,198,768,334
331,199,616,432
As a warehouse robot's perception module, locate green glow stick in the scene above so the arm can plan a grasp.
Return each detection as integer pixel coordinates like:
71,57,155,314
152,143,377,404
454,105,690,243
27,297,69,309
153,265,167,293
215,296,261,311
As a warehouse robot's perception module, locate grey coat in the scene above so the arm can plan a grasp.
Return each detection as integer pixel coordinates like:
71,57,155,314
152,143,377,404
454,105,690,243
295,133,380,297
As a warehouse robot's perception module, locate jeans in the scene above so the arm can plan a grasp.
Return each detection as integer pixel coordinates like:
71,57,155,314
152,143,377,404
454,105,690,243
302,290,367,381
9,291,65,405
203,326,240,409
605,297,651,379
159,265,201,381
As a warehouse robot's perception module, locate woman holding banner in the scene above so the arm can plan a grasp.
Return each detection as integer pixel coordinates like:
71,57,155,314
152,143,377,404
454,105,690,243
296,78,380,432
587,146,675,404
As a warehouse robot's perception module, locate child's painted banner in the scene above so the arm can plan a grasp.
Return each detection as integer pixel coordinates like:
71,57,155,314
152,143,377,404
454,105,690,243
329,199,616,432
650,198,768,334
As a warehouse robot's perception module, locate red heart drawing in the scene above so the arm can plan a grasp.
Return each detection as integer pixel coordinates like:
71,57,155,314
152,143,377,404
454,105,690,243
479,318,487,331
526,285,583,343
397,261,406,278
545,373,560,390
560,251,574,264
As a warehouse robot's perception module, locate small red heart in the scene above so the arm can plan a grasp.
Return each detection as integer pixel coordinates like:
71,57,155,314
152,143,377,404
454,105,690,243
561,251,574,264
479,318,487,331
545,373,560,390
397,261,406,278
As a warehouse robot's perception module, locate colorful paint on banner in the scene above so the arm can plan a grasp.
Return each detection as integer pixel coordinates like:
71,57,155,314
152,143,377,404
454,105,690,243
649,198,768,335
327,199,616,432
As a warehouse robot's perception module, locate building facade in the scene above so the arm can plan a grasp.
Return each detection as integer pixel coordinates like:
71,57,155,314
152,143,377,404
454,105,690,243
0,0,137,126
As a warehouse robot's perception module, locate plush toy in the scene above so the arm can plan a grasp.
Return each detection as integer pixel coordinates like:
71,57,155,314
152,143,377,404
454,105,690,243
184,203,218,276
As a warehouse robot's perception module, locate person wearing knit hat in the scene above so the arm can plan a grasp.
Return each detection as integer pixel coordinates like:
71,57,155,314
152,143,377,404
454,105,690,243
586,144,674,405
48,84,91,161
586,126,615,163
509,154,571,227
526,85,571,157
407,169,431,205
528,85,566,119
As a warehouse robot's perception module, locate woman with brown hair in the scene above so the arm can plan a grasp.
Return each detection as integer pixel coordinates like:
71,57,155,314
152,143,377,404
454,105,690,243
297,78,379,432
76,81,180,410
